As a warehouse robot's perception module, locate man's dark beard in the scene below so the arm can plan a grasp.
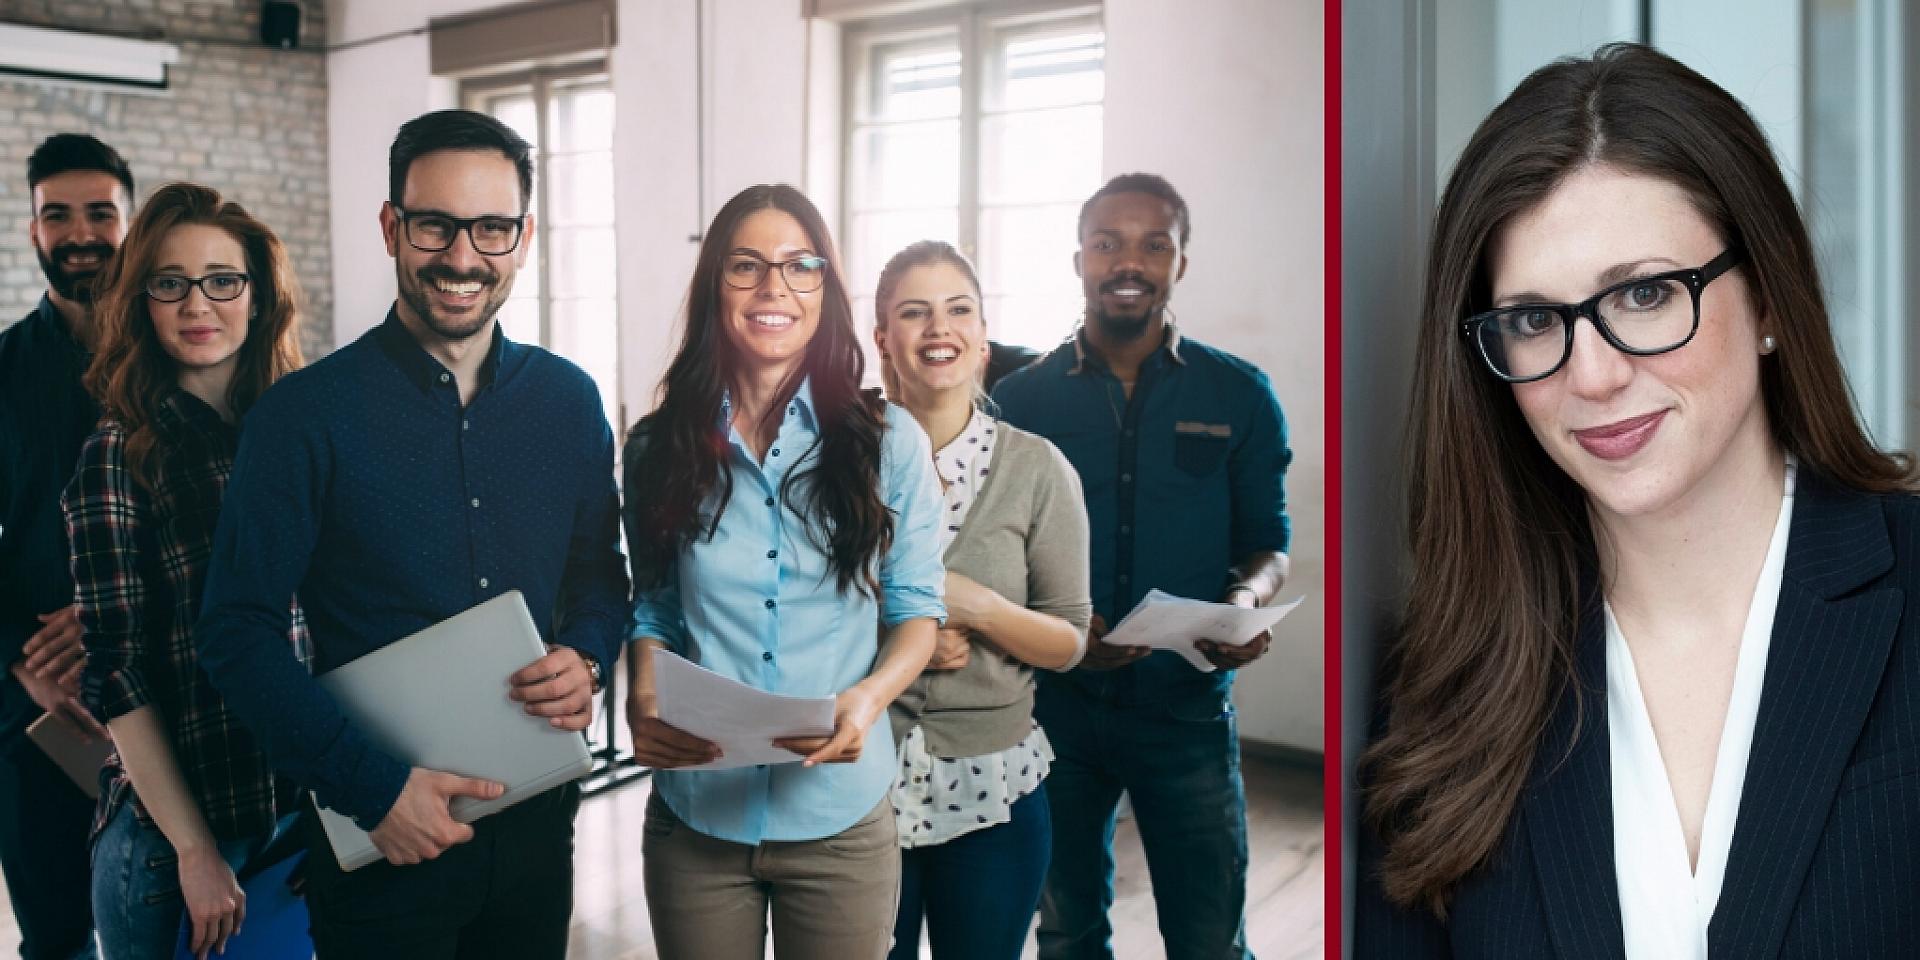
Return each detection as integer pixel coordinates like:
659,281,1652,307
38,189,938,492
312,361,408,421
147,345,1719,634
398,264,505,341
1087,272,1161,342
36,242,115,304
1088,305,1156,341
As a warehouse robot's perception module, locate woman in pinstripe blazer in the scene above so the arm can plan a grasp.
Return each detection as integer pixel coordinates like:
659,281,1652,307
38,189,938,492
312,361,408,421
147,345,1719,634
1356,43,1920,959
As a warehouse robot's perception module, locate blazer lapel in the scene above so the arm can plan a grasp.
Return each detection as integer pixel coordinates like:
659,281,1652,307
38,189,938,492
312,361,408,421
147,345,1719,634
1708,470,1901,959
1525,599,1628,960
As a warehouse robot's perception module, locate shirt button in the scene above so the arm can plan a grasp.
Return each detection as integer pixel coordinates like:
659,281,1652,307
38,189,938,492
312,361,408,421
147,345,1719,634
766,550,777,559
765,497,775,507
761,652,773,662
463,419,471,430
771,448,780,457
1124,428,1135,438
764,599,776,609
470,498,481,508
1121,473,1133,483
439,373,451,384
1120,524,1131,534
478,577,490,589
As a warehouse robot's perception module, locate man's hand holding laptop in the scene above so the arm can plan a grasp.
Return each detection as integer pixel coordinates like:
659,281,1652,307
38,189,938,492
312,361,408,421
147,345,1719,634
368,641,598,865
509,643,599,731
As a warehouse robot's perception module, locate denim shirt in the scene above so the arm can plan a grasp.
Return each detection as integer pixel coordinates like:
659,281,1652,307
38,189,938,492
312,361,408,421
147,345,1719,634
196,311,629,828
993,326,1290,705
628,380,946,844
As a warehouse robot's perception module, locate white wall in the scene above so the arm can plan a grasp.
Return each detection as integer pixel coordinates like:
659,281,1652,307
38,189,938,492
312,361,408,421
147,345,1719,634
1103,0,1324,752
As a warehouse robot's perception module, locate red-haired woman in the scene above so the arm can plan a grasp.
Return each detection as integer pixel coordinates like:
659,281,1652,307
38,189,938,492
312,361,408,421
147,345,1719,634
63,182,307,960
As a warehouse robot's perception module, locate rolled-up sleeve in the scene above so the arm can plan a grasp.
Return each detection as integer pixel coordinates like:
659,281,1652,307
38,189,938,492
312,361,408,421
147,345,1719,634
63,428,153,723
1231,369,1291,557
878,406,946,627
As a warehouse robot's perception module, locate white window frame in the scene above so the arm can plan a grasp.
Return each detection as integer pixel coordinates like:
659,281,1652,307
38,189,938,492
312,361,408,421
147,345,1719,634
462,62,624,426
841,2,1103,348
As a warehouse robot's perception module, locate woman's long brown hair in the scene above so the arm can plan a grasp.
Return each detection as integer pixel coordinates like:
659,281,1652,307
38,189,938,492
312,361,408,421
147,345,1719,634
85,182,305,491
1361,43,1913,916
624,185,893,597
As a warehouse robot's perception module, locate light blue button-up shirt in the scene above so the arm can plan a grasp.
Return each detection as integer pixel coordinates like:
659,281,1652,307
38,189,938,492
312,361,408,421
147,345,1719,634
630,379,946,843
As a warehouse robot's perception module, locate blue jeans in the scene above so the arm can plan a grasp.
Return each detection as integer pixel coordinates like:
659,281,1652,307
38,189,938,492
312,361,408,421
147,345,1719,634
1033,677,1254,960
90,802,273,960
889,783,1052,960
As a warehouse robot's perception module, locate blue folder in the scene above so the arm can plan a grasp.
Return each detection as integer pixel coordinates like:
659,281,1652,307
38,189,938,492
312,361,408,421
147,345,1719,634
172,850,311,959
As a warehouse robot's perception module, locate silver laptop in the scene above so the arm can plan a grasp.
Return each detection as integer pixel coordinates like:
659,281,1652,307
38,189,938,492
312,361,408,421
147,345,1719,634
312,590,593,871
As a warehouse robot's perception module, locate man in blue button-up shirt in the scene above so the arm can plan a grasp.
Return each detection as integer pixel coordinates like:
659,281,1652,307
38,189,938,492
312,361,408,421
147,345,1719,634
994,174,1291,960
196,111,627,959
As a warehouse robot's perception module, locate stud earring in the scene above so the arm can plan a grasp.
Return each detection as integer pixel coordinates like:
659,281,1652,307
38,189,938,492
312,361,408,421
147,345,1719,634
1760,335,1777,355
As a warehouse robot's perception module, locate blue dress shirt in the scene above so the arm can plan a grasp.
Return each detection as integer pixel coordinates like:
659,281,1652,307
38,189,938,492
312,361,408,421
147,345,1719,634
196,310,630,828
992,326,1290,705
628,380,946,844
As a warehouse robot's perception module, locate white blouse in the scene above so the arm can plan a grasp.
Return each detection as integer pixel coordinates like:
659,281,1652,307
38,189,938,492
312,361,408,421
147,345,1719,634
1609,460,1795,959
892,408,1054,848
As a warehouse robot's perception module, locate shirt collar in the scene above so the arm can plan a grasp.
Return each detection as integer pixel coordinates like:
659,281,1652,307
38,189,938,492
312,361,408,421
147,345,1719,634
157,388,230,433
1066,321,1186,376
33,293,88,355
719,376,818,432
373,304,510,394
931,406,991,485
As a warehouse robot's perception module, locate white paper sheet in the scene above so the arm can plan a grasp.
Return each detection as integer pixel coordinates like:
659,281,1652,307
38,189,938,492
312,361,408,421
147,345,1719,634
652,651,837,771
1100,589,1307,673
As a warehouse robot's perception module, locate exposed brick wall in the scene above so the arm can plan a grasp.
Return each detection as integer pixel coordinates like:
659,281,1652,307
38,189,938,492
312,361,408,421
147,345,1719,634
0,0,332,359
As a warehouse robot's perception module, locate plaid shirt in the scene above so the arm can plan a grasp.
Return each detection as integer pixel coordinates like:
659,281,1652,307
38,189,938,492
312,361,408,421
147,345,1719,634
63,391,310,842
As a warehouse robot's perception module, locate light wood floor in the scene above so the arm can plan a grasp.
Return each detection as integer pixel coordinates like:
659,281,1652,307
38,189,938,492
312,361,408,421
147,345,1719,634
0,754,1322,959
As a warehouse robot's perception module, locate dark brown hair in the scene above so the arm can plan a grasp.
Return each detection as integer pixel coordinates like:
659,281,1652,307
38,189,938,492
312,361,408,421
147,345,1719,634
624,184,892,596
86,182,305,491
872,239,986,401
1362,42,1912,916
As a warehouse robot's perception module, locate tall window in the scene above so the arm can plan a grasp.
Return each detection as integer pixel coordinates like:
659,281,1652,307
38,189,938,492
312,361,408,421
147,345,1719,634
465,66,621,431
845,5,1104,351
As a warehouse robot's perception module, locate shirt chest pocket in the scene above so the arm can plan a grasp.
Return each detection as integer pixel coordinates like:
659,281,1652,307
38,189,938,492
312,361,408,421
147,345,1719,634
1172,422,1232,478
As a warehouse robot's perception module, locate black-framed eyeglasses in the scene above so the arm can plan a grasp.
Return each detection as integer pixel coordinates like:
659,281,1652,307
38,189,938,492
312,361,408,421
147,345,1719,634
145,272,250,303
722,252,828,293
1461,248,1745,383
393,207,527,256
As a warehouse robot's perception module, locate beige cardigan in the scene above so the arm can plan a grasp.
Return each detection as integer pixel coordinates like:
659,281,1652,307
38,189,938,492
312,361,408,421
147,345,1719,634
888,421,1092,757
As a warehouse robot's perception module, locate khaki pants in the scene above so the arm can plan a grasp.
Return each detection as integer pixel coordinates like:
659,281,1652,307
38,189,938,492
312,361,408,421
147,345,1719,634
643,791,900,960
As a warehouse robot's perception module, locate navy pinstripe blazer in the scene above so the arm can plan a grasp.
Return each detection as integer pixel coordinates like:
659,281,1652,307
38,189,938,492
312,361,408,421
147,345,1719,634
1357,469,1920,958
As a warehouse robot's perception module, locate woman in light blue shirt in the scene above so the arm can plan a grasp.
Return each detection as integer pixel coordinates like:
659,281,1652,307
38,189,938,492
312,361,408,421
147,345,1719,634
620,184,945,960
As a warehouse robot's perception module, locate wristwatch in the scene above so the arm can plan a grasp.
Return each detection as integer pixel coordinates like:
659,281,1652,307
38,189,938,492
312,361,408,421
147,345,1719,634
1225,583,1260,606
584,654,604,693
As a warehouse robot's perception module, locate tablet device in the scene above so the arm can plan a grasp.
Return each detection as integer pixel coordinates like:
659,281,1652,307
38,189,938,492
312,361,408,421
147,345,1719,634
311,591,592,871
27,711,111,800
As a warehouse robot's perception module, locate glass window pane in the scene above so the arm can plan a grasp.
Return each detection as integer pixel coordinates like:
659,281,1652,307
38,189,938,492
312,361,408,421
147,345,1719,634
990,29,1104,111
547,151,617,228
976,203,1083,349
552,297,621,428
549,226,619,301
982,291,1081,352
871,41,962,121
497,295,540,345
847,209,960,306
549,84,614,153
850,120,961,210
487,93,539,149
980,104,1103,206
